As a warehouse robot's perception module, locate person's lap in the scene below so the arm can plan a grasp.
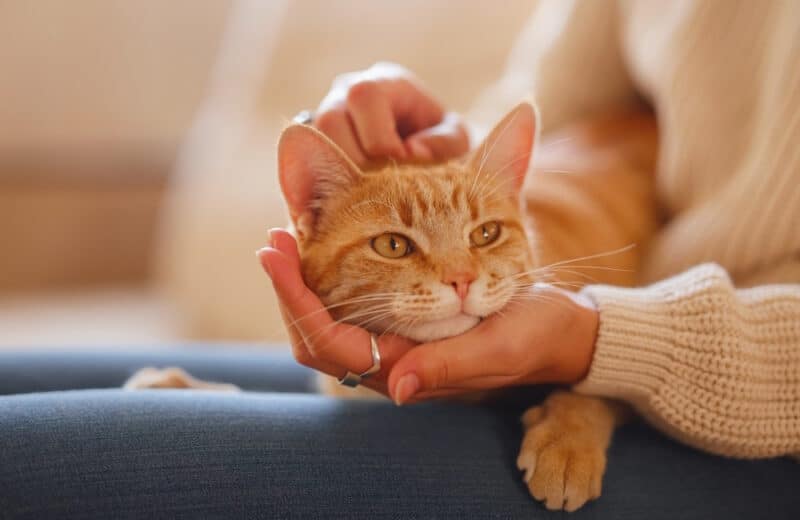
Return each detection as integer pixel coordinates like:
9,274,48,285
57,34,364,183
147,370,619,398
0,347,316,396
0,349,797,519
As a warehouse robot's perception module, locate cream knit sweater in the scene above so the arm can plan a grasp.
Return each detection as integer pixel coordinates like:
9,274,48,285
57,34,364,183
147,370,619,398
471,0,800,458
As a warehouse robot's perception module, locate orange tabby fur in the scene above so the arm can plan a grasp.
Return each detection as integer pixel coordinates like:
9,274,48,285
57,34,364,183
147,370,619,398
514,108,658,511
126,103,659,512
288,104,659,512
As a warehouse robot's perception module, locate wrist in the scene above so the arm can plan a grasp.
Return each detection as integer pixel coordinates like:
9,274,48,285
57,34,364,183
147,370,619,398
557,292,599,384
521,288,599,385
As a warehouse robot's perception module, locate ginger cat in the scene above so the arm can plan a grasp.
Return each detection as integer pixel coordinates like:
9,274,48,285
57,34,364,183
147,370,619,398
127,102,659,512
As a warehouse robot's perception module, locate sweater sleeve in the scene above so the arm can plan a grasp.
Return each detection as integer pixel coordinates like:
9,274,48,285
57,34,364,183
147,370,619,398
574,263,800,459
468,0,637,139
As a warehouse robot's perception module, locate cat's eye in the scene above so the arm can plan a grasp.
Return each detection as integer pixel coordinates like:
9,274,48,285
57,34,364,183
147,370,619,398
371,233,413,259
470,221,501,247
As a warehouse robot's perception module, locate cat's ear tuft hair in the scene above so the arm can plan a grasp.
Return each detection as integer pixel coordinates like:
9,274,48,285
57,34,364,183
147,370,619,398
469,102,538,196
278,124,362,232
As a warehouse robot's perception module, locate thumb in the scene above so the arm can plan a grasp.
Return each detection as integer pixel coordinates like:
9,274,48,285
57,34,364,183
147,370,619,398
404,112,469,162
387,327,504,404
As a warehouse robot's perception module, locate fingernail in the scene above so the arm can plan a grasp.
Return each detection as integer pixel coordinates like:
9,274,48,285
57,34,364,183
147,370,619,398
255,247,273,277
393,373,420,406
267,229,277,247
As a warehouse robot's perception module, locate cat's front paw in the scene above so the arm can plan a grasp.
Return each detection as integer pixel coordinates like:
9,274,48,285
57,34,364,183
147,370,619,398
123,367,239,392
516,397,608,512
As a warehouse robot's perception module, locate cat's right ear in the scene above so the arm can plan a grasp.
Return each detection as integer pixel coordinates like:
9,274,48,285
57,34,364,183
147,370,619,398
277,124,363,236
468,102,538,197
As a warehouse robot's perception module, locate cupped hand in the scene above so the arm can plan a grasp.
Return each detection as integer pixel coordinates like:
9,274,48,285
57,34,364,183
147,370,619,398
385,288,599,405
312,62,469,166
258,229,599,404
257,228,418,396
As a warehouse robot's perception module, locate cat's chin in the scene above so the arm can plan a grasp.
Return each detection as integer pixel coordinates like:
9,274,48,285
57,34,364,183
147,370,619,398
399,313,482,342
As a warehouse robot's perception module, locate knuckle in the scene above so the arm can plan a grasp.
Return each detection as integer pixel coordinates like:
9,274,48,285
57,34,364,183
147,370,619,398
304,331,332,358
453,126,470,152
346,80,379,106
432,356,450,389
393,76,416,92
314,108,345,134
362,135,396,156
291,344,314,367
295,285,319,310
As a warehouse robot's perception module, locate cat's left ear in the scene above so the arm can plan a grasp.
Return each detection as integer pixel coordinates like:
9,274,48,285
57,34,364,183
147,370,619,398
278,124,363,236
468,102,538,196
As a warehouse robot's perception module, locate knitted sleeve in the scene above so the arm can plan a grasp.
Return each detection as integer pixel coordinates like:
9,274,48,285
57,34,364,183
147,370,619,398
574,263,800,459
468,0,636,138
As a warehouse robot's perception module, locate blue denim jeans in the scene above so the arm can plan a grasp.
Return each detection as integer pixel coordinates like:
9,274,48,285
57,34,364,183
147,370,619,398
0,348,797,519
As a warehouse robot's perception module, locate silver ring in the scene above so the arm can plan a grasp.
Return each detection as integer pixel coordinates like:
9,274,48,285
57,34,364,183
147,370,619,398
292,109,314,126
338,333,382,387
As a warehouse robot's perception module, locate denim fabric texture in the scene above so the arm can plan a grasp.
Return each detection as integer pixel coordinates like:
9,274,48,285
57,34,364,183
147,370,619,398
0,348,797,519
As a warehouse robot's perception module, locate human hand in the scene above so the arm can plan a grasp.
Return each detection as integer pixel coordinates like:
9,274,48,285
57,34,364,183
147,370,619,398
258,228,599,404
312,62,469,166
385,286,599,405
257,228,418,396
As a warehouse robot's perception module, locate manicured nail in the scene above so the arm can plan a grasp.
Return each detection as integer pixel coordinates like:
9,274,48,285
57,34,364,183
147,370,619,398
255,247,272,277
393,373,420,405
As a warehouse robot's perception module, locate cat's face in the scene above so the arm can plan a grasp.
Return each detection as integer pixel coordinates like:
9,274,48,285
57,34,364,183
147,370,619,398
278,103,537,342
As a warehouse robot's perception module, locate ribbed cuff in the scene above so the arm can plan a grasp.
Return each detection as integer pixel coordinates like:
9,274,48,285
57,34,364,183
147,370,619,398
572,283,675,410
572,263,731,410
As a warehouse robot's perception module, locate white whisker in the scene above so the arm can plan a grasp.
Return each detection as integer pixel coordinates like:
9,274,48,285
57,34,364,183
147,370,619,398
539,136,574,149
287,293,401,328
533,244,636,271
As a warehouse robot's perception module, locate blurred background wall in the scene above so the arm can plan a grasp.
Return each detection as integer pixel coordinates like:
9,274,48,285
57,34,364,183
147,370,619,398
0,0,535,348
0,0,232,292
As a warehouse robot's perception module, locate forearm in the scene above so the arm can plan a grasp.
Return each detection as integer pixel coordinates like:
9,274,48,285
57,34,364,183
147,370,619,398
575,263,800,459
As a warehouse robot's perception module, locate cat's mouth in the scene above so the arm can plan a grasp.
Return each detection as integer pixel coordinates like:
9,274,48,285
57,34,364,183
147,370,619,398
398,312,482,342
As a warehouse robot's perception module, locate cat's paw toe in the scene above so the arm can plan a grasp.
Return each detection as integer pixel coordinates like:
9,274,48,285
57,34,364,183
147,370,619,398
516,448,537,483
518,406,605,512
123,367,239,391
123,367,178,389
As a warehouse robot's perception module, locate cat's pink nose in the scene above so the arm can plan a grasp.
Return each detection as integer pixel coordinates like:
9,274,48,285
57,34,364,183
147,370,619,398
445,273,476,300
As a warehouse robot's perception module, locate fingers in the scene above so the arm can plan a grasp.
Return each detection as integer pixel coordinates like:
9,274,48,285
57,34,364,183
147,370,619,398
386,322,515,404
259,246,317,325
259,229,546,405
388,78,445,134
404,112,470,162
355,62,445,135
346,81,407,160
262,230,329,372
313,62,464,165
259,244,374,376
279,299,389,396
268,228,300,269
259,237,361,364
314,108,368,166
277,301,341,377
258,229,417,386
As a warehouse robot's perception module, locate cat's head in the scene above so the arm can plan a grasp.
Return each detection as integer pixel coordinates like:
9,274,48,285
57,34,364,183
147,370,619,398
277,103,538,342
